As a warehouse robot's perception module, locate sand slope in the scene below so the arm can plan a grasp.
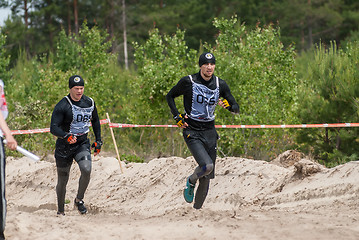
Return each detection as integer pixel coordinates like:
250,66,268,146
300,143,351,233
4,151,359,240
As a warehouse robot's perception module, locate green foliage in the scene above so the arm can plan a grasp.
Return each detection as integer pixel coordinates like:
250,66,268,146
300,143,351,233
6,53,64,156
53,29,81,72
0,29,10,77
130,28,199,158
319,149,358,168
3,13,358,167
2,0,359,68
270,0,347,51
4,23,130,157
212,16,298,124
0,16,27,68
7,98,55,157
132,16,298,160
120,153,144,163
208,16,298,159
78,22,113,74
296,41,359,164
133,28,197,122
75,22,119,115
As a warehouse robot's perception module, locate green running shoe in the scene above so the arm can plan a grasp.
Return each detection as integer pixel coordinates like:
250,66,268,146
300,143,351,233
183,177,195,203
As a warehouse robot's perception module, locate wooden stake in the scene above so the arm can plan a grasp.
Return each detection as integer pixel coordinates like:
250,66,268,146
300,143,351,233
106,112,124,173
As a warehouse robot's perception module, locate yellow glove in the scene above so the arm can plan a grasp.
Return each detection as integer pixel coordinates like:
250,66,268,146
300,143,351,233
174,114,186,127
222,99,230,109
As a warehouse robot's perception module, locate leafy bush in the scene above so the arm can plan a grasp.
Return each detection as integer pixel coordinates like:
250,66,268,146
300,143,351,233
209,16,298,159
120,153,144,163
133,28,197,121
0,30,10,78
296,41,359,164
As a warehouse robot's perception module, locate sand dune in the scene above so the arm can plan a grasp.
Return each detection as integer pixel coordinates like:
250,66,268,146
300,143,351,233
4,150,359,239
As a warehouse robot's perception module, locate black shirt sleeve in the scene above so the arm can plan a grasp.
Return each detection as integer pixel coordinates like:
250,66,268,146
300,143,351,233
50,97,71,138
219,79,240,113
91,102,102,142
166,76,191,117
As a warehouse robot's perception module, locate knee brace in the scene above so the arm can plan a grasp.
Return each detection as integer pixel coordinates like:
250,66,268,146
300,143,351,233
201,163,214,176
75,151,91,163
75,153,92,175
194,163,214,180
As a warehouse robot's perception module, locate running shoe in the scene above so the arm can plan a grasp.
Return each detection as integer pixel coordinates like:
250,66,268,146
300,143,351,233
74,199,87,214
183,177,195,203
57,211,65,216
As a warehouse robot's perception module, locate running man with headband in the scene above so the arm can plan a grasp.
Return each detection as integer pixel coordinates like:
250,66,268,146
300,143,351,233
166,52,239,209
50,75,102,215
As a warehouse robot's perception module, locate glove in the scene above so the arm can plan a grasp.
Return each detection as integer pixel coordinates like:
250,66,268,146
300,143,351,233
91,140,103,155
64,134,75,144
222,99,230,109
174,114,186,128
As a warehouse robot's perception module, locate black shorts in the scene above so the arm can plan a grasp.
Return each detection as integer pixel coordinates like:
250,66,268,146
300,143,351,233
55,136,91,168
183,128,218,179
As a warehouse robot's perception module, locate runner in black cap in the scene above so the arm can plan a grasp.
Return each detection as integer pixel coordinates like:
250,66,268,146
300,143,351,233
50,75,102,215
166,52,239,209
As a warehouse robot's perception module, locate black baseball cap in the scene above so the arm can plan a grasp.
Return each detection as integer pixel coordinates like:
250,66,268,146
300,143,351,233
199,52,216,67
69,75,84,89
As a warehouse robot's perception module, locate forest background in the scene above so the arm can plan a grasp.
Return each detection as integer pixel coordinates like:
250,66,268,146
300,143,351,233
0,0,359,167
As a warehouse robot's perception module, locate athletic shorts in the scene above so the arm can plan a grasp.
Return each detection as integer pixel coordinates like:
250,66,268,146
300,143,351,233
55,135,91,168
183,128,218,179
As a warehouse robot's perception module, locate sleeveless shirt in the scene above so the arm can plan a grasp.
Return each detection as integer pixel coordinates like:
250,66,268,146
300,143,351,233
187,75,219,122
65,96,94,136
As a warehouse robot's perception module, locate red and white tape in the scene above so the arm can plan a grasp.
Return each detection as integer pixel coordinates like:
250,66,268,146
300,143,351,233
10,120,359,135
109,123,178,128
11,128,50,135
110,122,359,129
214,123,359,129
10,119,109,135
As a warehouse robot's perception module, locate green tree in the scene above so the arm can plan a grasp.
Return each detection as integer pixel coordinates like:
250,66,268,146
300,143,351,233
296,41,359,165
0,29,10,77
52,29,81,72
132,28,197,157
2,0,359,66
270,0,347,51
133,28,197,122
339,0,359,43
209,16,298,159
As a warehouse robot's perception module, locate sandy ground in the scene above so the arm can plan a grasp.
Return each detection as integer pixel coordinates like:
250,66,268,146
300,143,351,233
3,150,359,240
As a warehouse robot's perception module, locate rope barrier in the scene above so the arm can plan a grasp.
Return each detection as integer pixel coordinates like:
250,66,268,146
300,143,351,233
109,123,178,128
109,122,359,129
10,120,359,135
10,119,109,135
